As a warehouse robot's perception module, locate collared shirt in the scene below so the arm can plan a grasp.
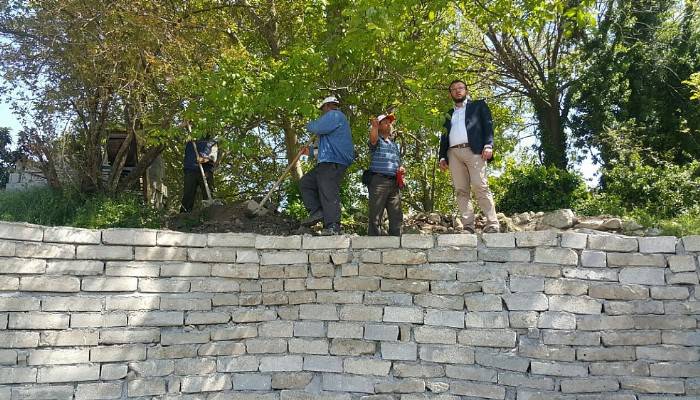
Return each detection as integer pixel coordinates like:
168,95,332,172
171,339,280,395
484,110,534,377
449,104,469,147
306,109,355,166
369,136,401,176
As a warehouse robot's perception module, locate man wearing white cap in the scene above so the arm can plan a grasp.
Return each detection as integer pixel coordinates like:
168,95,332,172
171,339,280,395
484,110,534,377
367,113,403,236
299,96,355,235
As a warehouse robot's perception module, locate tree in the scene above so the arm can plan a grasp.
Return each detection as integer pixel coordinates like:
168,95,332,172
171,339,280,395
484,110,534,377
0,127,18,189
454,0,595,169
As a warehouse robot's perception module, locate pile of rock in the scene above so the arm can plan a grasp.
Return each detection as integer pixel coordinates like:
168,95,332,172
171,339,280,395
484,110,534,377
402,208,647,235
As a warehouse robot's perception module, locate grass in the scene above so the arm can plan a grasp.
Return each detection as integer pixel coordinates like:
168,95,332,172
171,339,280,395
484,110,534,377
0,187,164,229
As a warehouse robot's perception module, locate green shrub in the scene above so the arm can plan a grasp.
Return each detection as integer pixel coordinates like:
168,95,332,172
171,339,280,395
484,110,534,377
601,158,700,219
490,160,589,215
0,187,164,229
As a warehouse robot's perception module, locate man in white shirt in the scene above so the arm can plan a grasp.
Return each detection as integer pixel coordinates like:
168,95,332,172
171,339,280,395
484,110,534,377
438,79,499,233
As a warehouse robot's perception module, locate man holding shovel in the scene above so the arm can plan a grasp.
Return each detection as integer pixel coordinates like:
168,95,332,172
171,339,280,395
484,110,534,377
180,133,218,213
299,96,354,235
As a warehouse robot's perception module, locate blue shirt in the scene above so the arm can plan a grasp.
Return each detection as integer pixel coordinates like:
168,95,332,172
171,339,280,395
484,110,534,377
306,110,354,166
183,140,217,172
369,136,401,176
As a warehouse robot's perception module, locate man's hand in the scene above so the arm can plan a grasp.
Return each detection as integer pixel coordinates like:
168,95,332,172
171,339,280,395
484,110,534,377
482,147,493,161
300,146,310,156
370,117,379,129
397,165,405,174
197,156,208,164
439,159,448,172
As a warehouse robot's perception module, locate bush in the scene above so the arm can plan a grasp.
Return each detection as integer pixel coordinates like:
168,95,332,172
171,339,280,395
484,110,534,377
0,187,164,229
490,160,589,215
601,158,700,219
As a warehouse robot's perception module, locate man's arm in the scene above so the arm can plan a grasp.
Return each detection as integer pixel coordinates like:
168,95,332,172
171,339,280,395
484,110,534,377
306,110,344,135
480,101,494,147
369,118,379,146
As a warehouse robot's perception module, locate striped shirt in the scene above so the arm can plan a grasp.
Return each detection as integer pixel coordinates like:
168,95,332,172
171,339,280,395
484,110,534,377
369,137,401,176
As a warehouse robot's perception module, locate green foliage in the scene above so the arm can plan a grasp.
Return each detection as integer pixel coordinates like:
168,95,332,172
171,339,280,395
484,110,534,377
0,128,17,189
687,72,700,101
0,187,163,228
490,160,589,214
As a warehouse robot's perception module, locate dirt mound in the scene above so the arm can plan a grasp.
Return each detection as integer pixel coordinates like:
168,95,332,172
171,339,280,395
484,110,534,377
169,202,303,235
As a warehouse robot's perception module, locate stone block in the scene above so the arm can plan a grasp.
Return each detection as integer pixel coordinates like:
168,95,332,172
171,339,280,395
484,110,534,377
261,251,308,265
576,346,636,361
419,344,473,364
464,312,509,328
182,374,233,393
211,263,258,279
333,277,380,291
464,294,503,311
231,308,276,323
76,245,133,260
127,311,183,326
199,341,245,356
0,297,39,311
317,291,363,304
327,322,363,339
259,355,303,372
321,373,375,393
605,300,664,316
560,378,620,393
531,361,587,377
637,345,700,361
20,276,79,292
381,342,417,361
40,330,98,347
71,312,126,328
127,378,166,396
28,348,89,365
0,221,43,241
0,240,15,257
589,284,649,300
271,372,314,389
46,260,103,275
255,235,302,249
382,249,427,264
451,381,505,399
105,261,159,277
401,234,434,248
9,312,69,329
217,355,259,372
392,363,444,378
207,232,256,247
365,291,413,305
668,255,697,272
352,236,400,249
414,326,456,344
437,234,477,247
666,271,699,285
16,242,75,259
37,364,100,383
503,293,548,311
428,248,477,262
414,294,463,310
383,307,423,323
246,338,287,354
481,233,515,248
339,305,383,321
515,231,558,247
510,276,544,292
650,362,700,377
44,226,101,244
156,231,207,247
102,228,157,246
537,312,576,330
479,248,530,262
458,329,517,348
619,267,665,285
106,295,159,311
289,338,328,354
577,315,634,330
74,382,123,399
299,304,338,320
99,328,160,344
517,339,575,361
544,278,588,295
382,279,429,293
330,339,376,356
620,377,685,394
424,309,464,328
581,250,606,268
81,277,137,292
0,257,45,274
303,355,344,372
161,331,210,345
543,330,600,346
549,295,602,314
534,247,577,265
344,358,391,376
407,264,456,281
42,296,103,312
589,360,650,376
498,372,554,390
638,236,677,253
90,344,146,362
607,252,667,267
303,235,350,249
446,364,497,382
561,232,588,249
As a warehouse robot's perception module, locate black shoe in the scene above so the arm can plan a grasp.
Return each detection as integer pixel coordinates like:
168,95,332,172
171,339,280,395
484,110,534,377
461,226,475,234
483,224,500,233
319,223,342,236
301,209,323,227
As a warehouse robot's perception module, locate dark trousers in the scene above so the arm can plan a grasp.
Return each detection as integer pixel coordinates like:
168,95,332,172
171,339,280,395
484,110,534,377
368,173,402,236
300,162,347,226
180,169,214,213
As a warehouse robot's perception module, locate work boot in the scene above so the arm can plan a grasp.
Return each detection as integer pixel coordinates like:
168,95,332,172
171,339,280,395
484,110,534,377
483,224,500,233
460,226,475,234
301,209,323,227
319,223,342,236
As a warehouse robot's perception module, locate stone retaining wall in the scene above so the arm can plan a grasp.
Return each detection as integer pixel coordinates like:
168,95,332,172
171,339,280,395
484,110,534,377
0,222,698,399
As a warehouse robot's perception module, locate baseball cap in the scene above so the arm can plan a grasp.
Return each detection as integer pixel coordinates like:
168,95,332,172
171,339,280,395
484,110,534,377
377,114,396,123
318,96,340,109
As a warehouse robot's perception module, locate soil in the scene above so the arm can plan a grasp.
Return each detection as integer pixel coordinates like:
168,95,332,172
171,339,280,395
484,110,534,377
168,202,307,235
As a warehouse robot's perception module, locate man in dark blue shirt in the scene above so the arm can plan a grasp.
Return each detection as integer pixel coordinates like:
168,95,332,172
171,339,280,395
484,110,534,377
180,136,218,213
367,113,403,236
299,96,354,235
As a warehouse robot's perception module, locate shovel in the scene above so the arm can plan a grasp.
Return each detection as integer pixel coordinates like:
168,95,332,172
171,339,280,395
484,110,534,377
247,137,315,216
186,125,223,208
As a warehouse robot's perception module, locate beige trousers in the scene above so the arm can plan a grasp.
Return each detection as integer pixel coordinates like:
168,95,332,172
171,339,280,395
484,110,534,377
447,146,498,229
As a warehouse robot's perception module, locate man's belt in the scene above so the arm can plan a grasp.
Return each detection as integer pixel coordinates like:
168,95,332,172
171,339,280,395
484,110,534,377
371,171,396,179
450,143,470,149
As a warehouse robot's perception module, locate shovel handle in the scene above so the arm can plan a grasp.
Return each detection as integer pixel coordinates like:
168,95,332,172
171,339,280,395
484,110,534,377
254,137,314,214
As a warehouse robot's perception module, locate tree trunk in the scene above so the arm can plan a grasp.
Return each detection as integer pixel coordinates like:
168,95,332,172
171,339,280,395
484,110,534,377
281,115,303,180
533,98,567,169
